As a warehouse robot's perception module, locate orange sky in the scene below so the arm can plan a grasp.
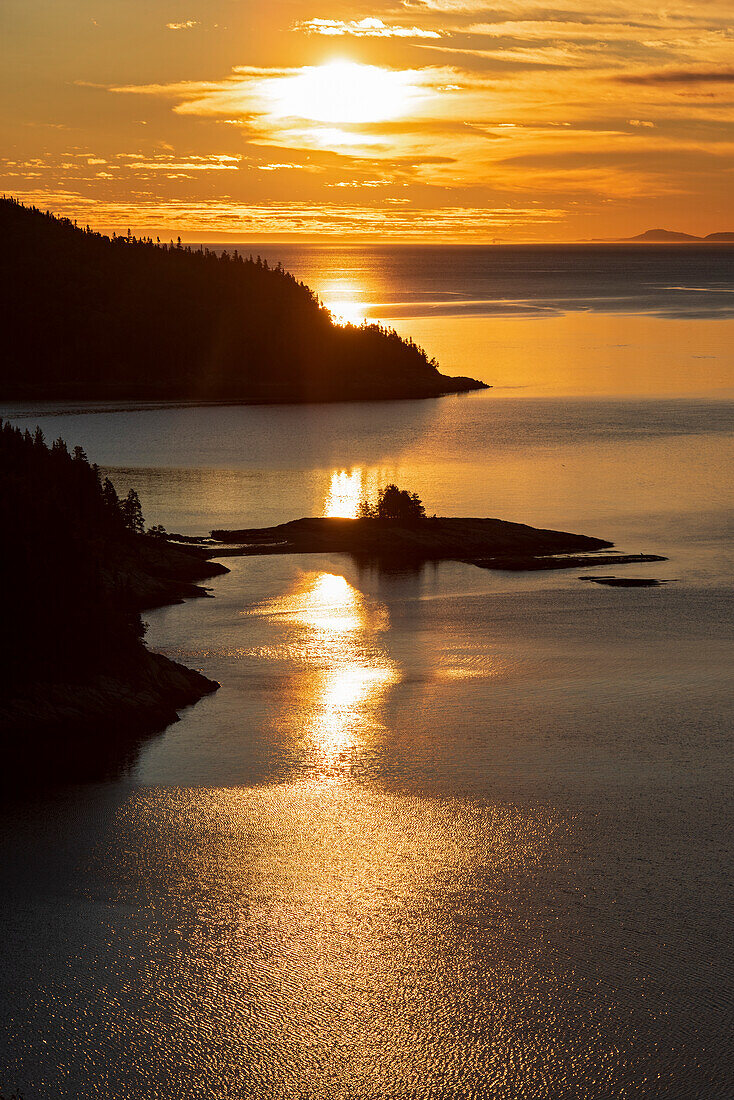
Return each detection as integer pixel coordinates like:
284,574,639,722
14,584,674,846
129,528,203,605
2,0,733,241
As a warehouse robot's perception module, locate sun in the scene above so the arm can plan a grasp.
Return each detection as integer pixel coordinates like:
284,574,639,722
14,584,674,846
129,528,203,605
264,61,419,125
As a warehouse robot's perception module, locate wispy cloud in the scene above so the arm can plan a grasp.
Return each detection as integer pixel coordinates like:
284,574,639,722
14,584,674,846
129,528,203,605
4,189,567,239
0,151,244,186
255,162,321,171
108,63,455,159
293,18,441,39
128,154,241,171
12,0,734,239
615,67,734,84
101,51,734,210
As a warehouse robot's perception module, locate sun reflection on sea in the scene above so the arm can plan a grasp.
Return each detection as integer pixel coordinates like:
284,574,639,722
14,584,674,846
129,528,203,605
109,781,573,1098
323,468,363,517
319,278,368,326
248,570,398,771
323,467,397,518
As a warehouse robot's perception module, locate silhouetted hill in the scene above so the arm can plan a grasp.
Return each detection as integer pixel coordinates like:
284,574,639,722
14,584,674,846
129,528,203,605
0,419,227,782
626,229,700,242
621,228,734,242
0,198,485,403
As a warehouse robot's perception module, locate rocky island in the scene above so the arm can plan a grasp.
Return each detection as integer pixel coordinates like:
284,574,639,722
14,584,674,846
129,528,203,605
209,515,665,573
1,455,667,785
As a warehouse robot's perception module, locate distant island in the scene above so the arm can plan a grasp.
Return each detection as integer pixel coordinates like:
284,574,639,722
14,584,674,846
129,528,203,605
0,198,486,404
618,229,734,243
0,419,227,783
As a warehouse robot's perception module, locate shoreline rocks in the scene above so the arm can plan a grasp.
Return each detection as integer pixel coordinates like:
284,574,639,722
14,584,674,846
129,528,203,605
0,539,228,787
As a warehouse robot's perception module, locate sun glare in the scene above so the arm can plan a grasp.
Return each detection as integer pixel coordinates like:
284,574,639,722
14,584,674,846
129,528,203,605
324,469,363,517
264,61,419,125
320,278,368,325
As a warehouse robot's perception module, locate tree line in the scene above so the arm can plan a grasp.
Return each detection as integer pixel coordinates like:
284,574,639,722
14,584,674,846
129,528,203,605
0,418,152,688
0,197,456,404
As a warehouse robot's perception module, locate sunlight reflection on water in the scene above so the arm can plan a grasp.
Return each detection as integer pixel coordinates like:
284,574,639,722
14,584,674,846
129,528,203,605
320,277,369,326
323,468,363,518
1,251,733,1097
87,780,608,1099
245,570,399,772
323,467,396,519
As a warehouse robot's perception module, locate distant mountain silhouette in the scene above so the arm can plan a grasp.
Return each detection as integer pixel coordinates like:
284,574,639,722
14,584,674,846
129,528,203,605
621,228,734,242
0,198,485,403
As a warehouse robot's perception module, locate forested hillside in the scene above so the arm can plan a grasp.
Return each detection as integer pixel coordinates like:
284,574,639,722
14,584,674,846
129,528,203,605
0,198,484,402
0,419,225,775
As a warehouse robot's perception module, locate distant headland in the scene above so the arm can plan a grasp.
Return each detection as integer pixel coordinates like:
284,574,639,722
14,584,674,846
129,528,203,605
616,229,734,243
0,198,486,404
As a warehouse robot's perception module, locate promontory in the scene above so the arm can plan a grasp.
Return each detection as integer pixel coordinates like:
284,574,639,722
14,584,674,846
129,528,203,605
0,198,486,404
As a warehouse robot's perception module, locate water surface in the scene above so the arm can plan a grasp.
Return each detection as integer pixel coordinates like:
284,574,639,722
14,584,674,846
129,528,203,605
0,247,732,1098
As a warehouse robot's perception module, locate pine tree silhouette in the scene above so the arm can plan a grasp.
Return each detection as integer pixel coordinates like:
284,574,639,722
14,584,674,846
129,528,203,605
0,197,482,404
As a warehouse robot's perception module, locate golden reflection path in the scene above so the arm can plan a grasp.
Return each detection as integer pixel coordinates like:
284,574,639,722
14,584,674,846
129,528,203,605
249,571,399,770
107,782,607,1095
323,468,363,517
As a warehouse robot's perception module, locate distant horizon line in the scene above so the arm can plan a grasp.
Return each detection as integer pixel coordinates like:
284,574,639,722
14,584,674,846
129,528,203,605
174,237,734,248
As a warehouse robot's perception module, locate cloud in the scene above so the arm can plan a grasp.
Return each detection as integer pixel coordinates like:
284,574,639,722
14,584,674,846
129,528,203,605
5,189,567,239
293,18,441,39
326,179,396,187
43,7,731,243
129,158,240,171
99,52,734,204
166,21,200,31
0,152,244,187
615,67,734,84
108,63,459,160
255,162,318,171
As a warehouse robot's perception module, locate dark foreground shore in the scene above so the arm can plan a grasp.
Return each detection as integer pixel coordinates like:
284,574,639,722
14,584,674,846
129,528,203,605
1,537,228,785
1,652,218,783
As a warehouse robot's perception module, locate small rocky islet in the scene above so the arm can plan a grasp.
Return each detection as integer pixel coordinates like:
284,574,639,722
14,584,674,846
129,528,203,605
204,515,667,573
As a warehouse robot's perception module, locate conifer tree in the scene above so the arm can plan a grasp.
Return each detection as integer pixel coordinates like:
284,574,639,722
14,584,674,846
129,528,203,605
102,477,121,522
121,488,145,534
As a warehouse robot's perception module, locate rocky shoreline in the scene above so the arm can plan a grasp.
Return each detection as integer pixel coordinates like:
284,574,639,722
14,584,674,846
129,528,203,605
1,538,228,786
1,652,219,784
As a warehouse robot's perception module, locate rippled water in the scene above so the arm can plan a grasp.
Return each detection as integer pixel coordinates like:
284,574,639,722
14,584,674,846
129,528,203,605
0,249,733,1097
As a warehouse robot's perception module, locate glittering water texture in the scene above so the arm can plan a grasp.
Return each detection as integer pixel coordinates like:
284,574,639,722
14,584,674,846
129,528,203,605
1,771,731,1098
0,252,733,1098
